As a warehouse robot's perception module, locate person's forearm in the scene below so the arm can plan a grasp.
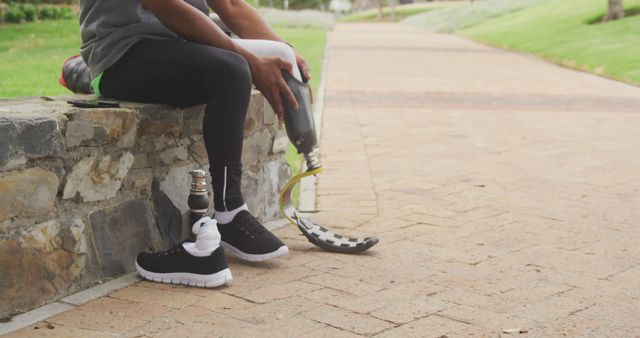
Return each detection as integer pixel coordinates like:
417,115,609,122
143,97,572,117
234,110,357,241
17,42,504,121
141,0,259,65
208,0,285,42
207,0,312,80
142,0,298,116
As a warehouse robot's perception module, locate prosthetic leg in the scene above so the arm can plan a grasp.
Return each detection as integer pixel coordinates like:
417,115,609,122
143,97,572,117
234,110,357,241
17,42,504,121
279,71,379,253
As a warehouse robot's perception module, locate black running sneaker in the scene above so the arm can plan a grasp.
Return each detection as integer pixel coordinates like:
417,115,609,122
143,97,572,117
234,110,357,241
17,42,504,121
218,210,289,262
135,243,232,288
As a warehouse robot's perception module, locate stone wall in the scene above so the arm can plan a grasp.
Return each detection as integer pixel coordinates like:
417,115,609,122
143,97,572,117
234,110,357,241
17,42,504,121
0,92,291,319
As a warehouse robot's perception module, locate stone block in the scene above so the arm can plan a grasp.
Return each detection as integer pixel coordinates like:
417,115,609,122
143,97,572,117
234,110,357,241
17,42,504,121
65,108,137,148
131,153,150,169
244,92,264,135
242,159,290,221
0,119,11,165
242,128,273,168
61,218,88,255
182,105,205,137
263,100,277,125
65,120,94,147
123,169,153,191
89,199,164,277
62,152,134,202
0,156,27,172
158,146,189,165
0,220,84,318
152,135,178,151
180,137,193,146
138,105,183,137
152,187,184,245
272,129,290,154
0,116,64,166
153,164,199,243
0,167,59,222
189,140,208,164
16,118,65,157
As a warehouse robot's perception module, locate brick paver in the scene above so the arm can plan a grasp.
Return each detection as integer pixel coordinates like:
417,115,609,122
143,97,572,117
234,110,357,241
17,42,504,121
7,23,640,337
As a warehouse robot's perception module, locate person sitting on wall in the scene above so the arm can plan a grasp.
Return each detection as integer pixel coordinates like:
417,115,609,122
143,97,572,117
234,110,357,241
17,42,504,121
78,0,311,287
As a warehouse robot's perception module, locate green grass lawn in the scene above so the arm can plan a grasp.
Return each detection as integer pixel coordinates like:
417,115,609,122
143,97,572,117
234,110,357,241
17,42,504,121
461,0,640,85
0,20,81,98
272,25,326,91
402,0,544,33
0,20,326,98
340,5,436,22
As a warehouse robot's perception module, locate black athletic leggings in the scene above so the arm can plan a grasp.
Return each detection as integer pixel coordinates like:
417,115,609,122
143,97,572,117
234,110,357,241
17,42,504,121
100,39,251,212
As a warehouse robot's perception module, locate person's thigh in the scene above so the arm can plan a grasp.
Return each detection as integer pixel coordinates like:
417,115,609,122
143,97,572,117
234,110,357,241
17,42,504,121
100,39,249,107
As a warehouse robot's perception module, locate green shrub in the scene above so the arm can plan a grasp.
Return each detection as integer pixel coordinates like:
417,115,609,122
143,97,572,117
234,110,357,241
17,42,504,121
3,3,73,23
5,6,25,23
6,0,75,3
59,6,73,19
38,6,57,19
19,4,38,21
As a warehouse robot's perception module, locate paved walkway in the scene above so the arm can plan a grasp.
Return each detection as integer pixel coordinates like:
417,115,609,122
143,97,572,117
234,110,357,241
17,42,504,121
7,23,640,337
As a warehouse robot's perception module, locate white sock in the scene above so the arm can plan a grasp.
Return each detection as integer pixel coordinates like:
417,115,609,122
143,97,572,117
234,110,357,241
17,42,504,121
182,217,220,257
214,204,249,225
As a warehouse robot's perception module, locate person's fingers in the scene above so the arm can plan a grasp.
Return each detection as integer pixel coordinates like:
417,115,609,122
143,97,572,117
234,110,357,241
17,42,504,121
280,78,298,110
278,58,293,75
301,63,311,80
270,89,284,119
277,107,284,122
296,56,311,79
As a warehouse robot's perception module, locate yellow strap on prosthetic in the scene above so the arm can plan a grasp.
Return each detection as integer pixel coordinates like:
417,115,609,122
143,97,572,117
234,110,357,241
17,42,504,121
279,166,324,225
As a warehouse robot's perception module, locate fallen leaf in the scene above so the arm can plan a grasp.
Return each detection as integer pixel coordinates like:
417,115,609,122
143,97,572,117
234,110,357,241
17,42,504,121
502,328,521,334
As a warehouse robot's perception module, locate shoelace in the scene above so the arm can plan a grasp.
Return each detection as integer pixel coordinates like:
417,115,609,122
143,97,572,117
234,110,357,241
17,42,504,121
155,244,183,257
237,212,266,236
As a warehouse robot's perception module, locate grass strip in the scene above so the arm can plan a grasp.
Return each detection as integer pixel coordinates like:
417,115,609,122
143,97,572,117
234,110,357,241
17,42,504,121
461,0,640,84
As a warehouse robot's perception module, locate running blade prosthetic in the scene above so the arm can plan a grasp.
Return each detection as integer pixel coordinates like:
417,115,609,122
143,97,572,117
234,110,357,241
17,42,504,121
279,166,379,253
279,71,379,253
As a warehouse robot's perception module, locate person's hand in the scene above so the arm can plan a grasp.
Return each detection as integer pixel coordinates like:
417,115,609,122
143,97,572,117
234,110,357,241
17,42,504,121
249,56,298,120
293,52,314,104
295,51,311,82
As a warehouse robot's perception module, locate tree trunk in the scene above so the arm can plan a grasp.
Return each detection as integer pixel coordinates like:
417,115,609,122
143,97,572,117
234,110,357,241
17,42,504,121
606,0,625,21
389,0,396,20
377,0,383,19
0,3,7,25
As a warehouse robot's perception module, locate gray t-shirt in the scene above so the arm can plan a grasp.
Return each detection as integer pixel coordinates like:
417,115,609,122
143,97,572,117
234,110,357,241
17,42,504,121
79,0,209,79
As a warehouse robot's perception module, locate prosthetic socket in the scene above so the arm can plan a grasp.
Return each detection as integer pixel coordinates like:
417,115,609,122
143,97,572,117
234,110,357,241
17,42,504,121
281,71,321,170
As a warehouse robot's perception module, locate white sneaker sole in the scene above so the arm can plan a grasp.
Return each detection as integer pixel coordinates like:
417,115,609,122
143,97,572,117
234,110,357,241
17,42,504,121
220,242,289,262
135,262,232,288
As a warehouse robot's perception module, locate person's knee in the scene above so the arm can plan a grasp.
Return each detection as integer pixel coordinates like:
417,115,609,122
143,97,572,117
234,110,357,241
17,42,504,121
200,51,251,95
223,52,252,91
